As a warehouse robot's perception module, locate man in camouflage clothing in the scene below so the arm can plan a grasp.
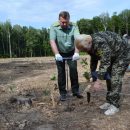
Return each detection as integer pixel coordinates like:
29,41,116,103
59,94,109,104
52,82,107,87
75,31,130,115
49,11,83,101
123,34,130,71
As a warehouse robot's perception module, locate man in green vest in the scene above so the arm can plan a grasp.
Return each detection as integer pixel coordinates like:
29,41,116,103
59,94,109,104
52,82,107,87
49,11,83,101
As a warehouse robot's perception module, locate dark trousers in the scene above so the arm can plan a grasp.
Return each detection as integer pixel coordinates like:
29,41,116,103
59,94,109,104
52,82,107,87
56,59,79,95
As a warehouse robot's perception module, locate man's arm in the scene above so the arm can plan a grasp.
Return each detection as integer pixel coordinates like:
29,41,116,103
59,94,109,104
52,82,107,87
96,43,111,80
49,26,59,55
50,40,59,55
90,56,98,72
49,25,63,61
74,46,79,53
92,42,111,90
72,23,80,60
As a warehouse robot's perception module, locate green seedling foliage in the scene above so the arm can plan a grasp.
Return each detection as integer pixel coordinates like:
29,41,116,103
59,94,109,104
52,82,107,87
9,84,16,92
42,89,50,96
50,74,56,81
80,58,88,69
81,58,90,80
83,72,90,80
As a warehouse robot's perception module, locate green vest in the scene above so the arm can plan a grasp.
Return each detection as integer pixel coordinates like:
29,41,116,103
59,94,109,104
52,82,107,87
49,21,80,53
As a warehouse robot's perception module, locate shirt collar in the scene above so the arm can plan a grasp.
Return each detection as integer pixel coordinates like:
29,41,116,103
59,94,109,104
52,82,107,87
58,22,71,30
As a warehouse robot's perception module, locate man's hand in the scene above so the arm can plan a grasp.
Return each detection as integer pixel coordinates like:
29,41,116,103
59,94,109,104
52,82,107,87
91,71,98,81
72,53,80,61
55,54,63,61
104,72,111,80
93,79,103,91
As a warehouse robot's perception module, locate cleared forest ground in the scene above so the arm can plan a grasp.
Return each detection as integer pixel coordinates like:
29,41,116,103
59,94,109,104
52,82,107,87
0,56,130,130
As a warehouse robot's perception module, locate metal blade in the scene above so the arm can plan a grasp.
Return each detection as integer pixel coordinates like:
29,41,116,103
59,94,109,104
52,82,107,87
87,92,91,103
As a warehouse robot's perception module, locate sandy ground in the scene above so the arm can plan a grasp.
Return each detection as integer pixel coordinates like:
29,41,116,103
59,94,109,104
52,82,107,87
0,56,130,130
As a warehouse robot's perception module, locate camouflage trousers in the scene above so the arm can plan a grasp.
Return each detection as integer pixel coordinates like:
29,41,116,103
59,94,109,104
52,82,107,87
106,58,129,108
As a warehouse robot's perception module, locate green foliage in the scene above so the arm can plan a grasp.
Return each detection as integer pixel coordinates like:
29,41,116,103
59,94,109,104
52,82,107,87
0,54,10,58
79,52,87,55
80,58,90,80
77,18,93,34
92,16,104,32
99,12,110,31
9,84,16,92
50,74,56,81
42,89,50,96
80,58,88,69
83,72,90,80
108,12,122,33
0,9,130,58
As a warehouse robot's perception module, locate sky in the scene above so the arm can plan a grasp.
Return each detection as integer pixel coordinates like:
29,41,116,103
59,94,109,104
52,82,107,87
0,0,130,29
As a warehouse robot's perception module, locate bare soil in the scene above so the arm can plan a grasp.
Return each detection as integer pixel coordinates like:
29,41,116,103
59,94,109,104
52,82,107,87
0,56,130,130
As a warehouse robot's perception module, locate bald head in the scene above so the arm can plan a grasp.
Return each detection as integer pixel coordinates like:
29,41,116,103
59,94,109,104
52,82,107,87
75,34,92,51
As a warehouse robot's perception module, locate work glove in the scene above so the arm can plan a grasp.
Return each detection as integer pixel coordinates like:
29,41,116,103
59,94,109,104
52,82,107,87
91,71,98,82
104,72,111,80
72,53,80,61
55,54,63,62
92,71,111,80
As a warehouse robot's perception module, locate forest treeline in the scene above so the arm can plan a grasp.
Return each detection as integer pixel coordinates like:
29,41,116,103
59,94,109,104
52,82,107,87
0,9,130,58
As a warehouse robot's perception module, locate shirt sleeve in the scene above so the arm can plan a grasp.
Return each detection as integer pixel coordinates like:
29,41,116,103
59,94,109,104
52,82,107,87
49,26,56,41
90,55,98,72
96,42,111,80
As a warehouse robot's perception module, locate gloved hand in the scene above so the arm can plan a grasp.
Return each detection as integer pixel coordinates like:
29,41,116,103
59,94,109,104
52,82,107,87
72,53,80,61
104,72,111,80
55,54,63,62
91,71,98,82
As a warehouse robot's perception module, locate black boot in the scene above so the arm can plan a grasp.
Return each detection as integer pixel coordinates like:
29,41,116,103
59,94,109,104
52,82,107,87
60,94,67,101
73,93,83,99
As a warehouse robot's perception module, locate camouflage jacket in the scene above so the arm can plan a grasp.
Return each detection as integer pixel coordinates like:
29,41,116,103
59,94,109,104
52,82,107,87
89,31,129,80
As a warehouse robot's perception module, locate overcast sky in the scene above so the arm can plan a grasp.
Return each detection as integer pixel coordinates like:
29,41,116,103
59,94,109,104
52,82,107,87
0,0,130,29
